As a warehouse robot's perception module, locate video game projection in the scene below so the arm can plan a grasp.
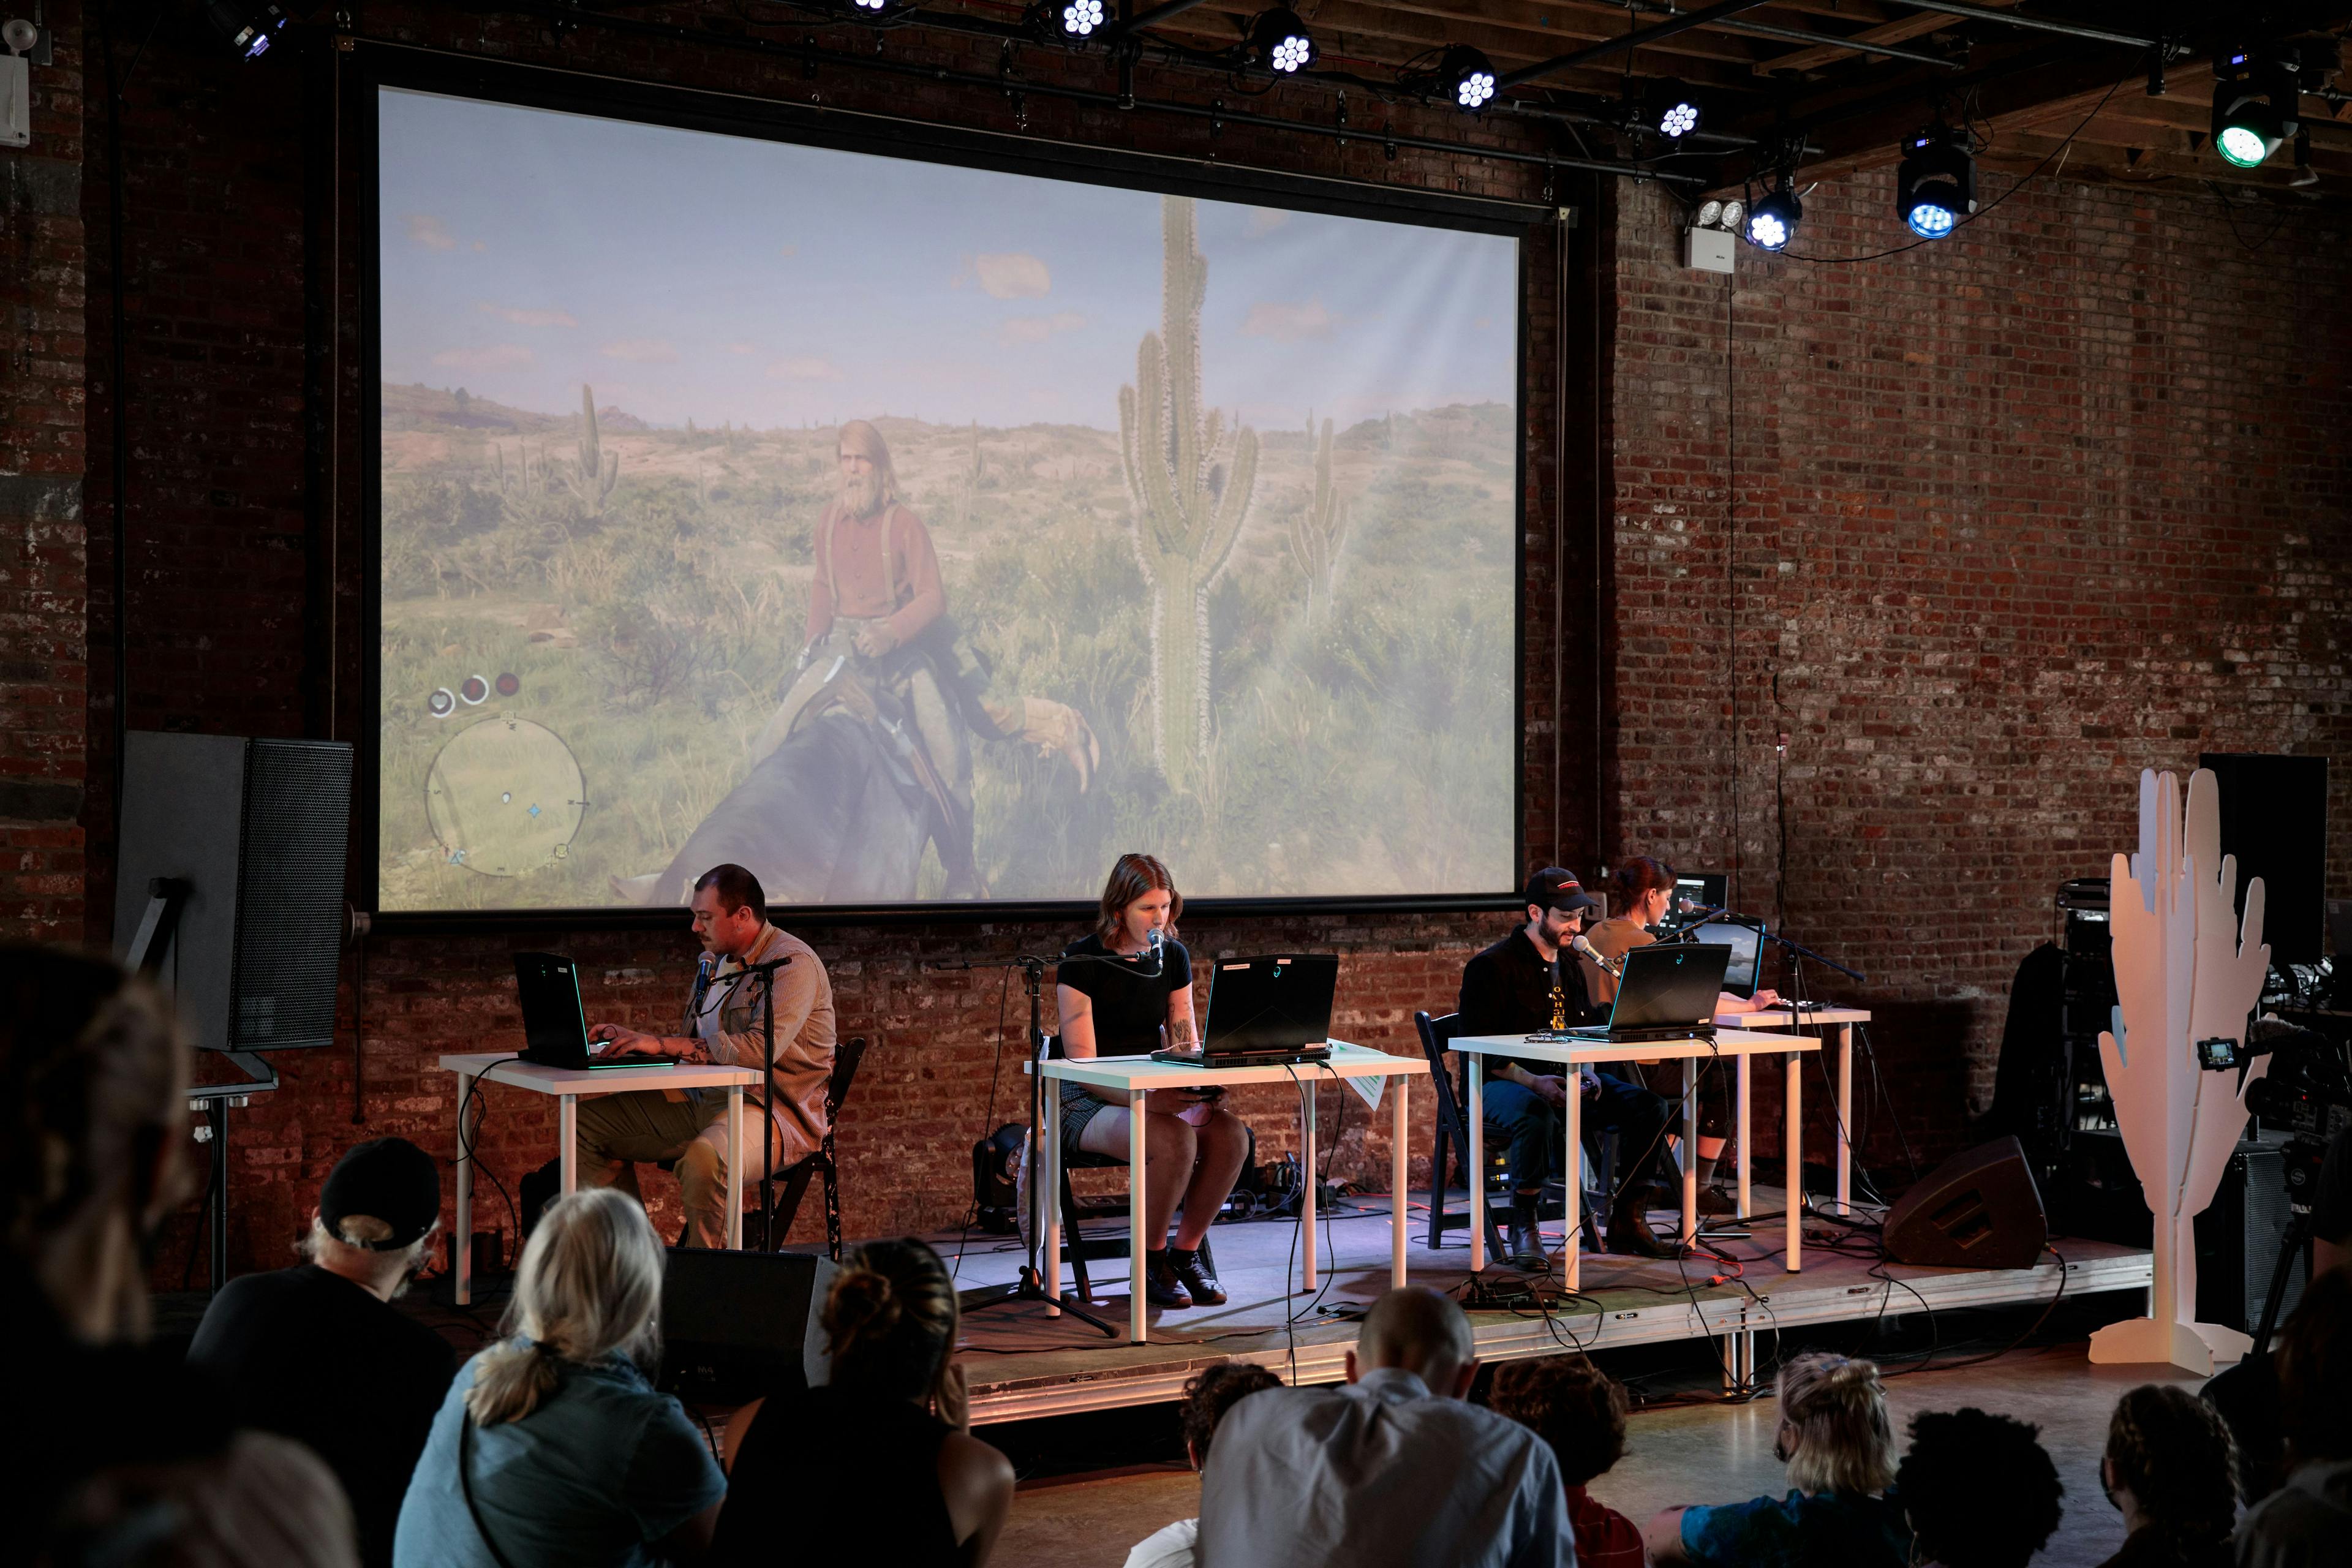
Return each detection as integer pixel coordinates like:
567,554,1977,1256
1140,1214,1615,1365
374,86,1521,912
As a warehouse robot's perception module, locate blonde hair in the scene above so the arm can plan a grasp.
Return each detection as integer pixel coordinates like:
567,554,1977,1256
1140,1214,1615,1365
464,1188,665,1427
823,1238,965,1426
1096,853,1182,946
1777,1352,1894,1494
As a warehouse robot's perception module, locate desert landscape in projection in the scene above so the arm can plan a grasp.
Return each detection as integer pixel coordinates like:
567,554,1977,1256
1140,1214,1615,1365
375,91,1517,911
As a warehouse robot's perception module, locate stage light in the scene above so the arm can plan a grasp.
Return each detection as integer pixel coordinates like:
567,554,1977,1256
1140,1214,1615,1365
1439,45,1498,113
1250,7,1316,74
1896,123,1975,239
2211,48,2302,169
1746,175,1800,252
1646,80,1703,140
1057,0,1106,37
206,0,287,61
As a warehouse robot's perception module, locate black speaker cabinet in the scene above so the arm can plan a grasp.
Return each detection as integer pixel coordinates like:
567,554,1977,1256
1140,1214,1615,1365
1883,1136,2049,1270
659,1247,836,1404
2200,753,2328,967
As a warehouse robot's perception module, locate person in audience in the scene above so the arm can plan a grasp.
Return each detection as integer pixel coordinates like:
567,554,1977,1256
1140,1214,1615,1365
712,1237,1014,1566
1197,1285,1570,1567
2236,1267,2352,1567
2088,1382,2237,1568
1491,1354,1644,1568
3,944,357,1567
394,1186,725,1566
189,1136,459,1568
1646,1351,1910,1568
1125,1360,1284,1568
1893,1408,2063,1568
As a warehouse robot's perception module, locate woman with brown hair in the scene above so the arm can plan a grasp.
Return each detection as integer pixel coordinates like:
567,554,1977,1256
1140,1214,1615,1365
1057,853,1251,1310
1576,856,1780,1016
711,1238,1014,1567
2091,1383,2238,1568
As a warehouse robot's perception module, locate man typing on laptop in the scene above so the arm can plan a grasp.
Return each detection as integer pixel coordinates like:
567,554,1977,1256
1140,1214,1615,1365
576,864,837,1248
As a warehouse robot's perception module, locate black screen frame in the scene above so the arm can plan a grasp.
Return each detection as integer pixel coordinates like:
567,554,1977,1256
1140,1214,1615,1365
357,43,1537,932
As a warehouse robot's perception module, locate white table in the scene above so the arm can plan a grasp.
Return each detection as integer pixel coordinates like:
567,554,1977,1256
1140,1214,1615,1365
1717,1006,1871,1216
1033,1043,1428,1343
1452,1028,1820,1292
439,1052,764,1305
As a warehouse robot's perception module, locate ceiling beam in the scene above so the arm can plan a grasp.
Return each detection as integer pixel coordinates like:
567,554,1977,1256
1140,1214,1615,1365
1752,1,1996,75
1875,0,2156,50
1496,0,1778,89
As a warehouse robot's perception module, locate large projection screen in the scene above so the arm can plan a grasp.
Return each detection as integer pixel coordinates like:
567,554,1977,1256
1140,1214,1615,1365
372,85,1521,913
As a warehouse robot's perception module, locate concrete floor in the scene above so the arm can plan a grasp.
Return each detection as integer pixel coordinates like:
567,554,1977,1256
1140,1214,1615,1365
997,1341,2207,1567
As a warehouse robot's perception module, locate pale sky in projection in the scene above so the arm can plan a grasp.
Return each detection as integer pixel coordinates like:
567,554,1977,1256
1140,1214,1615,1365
376,88,1518,431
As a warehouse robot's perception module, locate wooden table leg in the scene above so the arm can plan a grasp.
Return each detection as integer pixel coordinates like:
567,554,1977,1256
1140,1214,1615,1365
1391,1075,1409,1287
1835,1023,1853,1218
455,1070,477,1306
726,1085,743,1252
1302,1080,1319,1291
1562,1065,1582,1293
1042,1070,1062,1311
1680,1057,1700,1248
1467,1055,1486,1274
1129,1086,1149,1344
1736,1054,1752,1220
1786,1052,1804,1272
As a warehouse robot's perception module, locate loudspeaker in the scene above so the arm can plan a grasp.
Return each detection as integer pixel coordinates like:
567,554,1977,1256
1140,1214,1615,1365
2201,753,2328,967
2195,1136,2309,1337
659,1247,835,1404
1882,1136,2048,1270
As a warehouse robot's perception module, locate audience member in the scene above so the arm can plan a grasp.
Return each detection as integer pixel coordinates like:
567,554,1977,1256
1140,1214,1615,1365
1125,1360,1284,1568
394,1187,725,1566
4,944,357,1567
189,1136,459,1567
1894,1408,2063,1568
710,1237,1016,1566
2237,1267,2352,1568
1646,1351,1910,1568
1197,1285,1570,1568
2092,1382,2237,1568
1491,1353,1643,1568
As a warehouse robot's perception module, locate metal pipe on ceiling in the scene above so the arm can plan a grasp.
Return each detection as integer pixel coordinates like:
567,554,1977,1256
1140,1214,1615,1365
1497,0,1777,91
1613,0,1964,69
1875,0,2157,50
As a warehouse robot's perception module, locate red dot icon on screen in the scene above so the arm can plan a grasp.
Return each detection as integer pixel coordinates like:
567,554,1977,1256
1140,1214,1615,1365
496,672,520,696
460,675,489,704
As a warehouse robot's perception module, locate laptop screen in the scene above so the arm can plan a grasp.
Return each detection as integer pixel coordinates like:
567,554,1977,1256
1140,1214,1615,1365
1684,922,1765,997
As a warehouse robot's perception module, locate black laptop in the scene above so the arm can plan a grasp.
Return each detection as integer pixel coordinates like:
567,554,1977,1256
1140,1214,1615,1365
514,952,677,1070
1152,954,1337,1068
1561,942,1730,1044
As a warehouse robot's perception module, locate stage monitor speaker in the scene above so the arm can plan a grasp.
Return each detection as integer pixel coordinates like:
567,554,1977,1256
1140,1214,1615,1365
2201,752,2328,967
660,1247,836,1404
1882,1136,2048,1270
111,731,354,1052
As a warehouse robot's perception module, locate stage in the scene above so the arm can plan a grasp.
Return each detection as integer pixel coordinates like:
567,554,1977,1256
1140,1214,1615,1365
946,1186,2156,1425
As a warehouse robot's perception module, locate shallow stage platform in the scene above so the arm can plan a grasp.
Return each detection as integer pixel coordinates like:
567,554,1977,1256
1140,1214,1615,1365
948,1188,2155,1425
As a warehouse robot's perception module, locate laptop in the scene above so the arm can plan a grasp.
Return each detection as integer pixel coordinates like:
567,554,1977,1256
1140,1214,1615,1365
1686,919,1766,998
514,952,677,1070
1153,954,1337,1068
1561,942,1731,1044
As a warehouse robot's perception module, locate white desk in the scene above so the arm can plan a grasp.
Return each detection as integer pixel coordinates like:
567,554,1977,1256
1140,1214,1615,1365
1718,1006,1871,1216
1033,1044,1428,1343
1452,1028,1819,1292
438,1052,764,1305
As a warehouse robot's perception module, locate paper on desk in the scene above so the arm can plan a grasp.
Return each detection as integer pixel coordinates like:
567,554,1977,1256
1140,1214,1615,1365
1331,1041,1385,1114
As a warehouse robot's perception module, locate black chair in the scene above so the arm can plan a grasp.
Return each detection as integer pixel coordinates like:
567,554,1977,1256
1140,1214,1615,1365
659,1034,867,1261
1043,1034,1136,1304
1415,1010,1512,1261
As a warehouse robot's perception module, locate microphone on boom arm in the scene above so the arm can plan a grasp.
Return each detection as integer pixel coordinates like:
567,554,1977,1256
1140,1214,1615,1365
1142,927,1166,978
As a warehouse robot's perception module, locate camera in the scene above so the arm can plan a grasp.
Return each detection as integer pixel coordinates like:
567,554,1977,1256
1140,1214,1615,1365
2239,1017,2352,1145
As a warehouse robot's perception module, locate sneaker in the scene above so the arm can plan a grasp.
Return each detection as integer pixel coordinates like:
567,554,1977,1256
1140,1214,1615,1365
1698,1186,1740,1217
1144,1251,1193,1309
1168,1244,1226,1305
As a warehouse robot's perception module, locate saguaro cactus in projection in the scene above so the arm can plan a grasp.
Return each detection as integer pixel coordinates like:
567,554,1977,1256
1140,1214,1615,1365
1287,415,1347,617
1118,195,1258,793
2089,767,2272,1373
561,385,621,516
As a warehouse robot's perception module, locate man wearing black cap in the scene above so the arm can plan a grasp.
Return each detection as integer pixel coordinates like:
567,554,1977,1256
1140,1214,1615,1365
1457,869,1678,1267
189,1136,459,1568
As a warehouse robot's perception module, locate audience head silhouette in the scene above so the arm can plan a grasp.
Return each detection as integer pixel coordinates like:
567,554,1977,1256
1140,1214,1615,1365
1350,1286,1478,1397
2279,1265,2352,1468
1776,1352,1895,1494
2102,1382,2238,1551
1895,1408,2063,1568
466,1186,666,1427
1181,1360,1282,1468
824,1237,964,1420
1491,1354,1628,1487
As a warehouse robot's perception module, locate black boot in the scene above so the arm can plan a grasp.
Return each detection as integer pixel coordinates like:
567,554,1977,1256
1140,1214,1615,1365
1607,1183,1675,1258
1144,1250,1193,1309
1505,1213,1548,1270
1168,1244,1226,1305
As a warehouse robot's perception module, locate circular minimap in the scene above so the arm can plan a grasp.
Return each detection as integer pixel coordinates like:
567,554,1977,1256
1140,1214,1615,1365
423,717,587,876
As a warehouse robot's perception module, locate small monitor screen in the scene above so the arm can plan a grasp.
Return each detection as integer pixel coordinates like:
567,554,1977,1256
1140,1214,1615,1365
1686,921,1764,997
1670,872,1727,920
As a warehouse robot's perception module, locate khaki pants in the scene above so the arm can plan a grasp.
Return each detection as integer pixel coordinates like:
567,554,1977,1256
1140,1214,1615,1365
574,1091,782,1248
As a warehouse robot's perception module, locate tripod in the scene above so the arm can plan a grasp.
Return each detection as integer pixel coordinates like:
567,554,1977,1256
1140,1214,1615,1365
2250,1199,2315,1359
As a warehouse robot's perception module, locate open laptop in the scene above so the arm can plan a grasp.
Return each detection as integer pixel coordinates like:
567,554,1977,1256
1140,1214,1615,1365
514,952,677,1070
1561,942,1730,1044
1686,919,1766,998
1152,954,1337,1068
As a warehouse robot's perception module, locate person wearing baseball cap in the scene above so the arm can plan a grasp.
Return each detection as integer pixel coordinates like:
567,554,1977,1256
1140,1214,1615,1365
190,1137,459,1567
1457,869,1679,1267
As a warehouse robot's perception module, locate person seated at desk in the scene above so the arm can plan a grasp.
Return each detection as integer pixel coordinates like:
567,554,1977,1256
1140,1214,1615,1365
1056,853,1247,1311
1458,867,1679,1266
578,863,835,1248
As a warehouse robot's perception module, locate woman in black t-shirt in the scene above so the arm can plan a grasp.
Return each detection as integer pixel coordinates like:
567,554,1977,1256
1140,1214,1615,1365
1055,853,1248,1311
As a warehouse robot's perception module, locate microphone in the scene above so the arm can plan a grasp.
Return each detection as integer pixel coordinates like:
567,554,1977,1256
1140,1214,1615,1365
1141,927,1166,978
1570,932,1624,978
683,951,716,1035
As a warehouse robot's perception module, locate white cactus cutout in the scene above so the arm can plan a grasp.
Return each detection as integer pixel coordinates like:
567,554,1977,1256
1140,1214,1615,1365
2087,767,2272,1373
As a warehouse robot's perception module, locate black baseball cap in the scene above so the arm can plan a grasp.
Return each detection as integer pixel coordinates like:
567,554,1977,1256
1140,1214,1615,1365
1521,867,1599,916
319,1137,443,1250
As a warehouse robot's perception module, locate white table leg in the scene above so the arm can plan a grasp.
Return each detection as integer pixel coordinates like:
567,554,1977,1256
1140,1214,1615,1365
559,1093,578,1193
1786,1052,1804,1272
1302,1080,1319,1291
1835,1024,1853,1217
1042,1071,1062,1310
1563,1065,1583,1292
1736,1054,1752,1219
1392,1076,1409,1287
1681,1057,1700,1248
1129,1087,1149,1343
455,1070,477,1306
1467,1054,1486,1274
726,1086,744,1252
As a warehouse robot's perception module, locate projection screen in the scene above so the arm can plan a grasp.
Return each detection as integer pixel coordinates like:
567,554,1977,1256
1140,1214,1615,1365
373,85,1521,913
